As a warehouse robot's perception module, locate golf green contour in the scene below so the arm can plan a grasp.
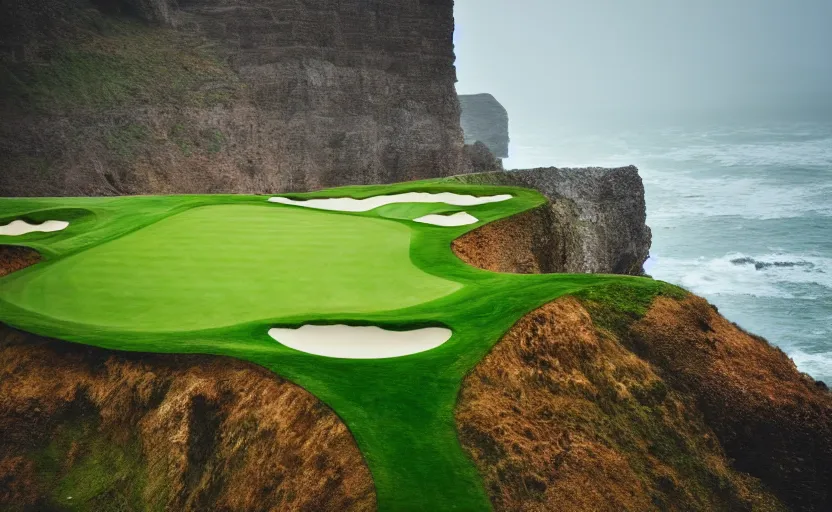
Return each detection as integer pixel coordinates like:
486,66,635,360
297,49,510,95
0,179,676,511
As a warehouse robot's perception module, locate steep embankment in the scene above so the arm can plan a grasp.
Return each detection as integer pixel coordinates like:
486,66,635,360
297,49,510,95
0,0,463,196
454,250,832,511
449,167,652,275
0,324,376,512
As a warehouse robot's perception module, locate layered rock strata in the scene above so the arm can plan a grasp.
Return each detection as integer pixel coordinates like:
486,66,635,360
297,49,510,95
0,0,464,196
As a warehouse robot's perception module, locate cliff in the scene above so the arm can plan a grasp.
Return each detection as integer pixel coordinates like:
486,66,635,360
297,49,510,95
459,93,510,158
0,0,464,196
456,290,832,512
448,166,652,275
2,229,830,511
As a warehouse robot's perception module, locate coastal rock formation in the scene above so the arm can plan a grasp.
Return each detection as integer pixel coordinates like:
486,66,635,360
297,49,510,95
462,141,505,174
459,93,510,158
0,0,464,196
0,324,376,512
449,166,652,275
456,292,832,512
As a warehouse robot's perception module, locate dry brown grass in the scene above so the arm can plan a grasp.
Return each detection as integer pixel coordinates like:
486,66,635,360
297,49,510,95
452,206,558,274
0,326,376,512
0,245,40,277
630,295,832,511
456,297,787,512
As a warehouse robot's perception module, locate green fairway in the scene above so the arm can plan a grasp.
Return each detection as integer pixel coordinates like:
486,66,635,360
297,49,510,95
0,180,681,511
0,204,460,331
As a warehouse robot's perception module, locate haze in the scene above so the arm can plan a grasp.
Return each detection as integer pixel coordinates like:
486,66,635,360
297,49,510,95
454,0,832,127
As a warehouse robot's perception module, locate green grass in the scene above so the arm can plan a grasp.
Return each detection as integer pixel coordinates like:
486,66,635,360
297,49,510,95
0,179,674,511
31,420,149,511
1,205,459,331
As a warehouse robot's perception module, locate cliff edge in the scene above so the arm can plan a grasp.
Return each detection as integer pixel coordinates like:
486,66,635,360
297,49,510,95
448,166,652,275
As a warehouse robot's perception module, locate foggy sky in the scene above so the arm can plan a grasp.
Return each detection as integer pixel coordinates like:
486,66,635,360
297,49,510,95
454,0,832,126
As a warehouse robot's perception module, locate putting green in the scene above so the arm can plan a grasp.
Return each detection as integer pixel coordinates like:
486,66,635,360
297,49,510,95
0,204,460,331
0,180,679,511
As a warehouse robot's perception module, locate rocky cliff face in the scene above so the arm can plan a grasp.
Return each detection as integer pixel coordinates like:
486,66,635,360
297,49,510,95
0,0,464,196
459,93,510,158
449,166,652,275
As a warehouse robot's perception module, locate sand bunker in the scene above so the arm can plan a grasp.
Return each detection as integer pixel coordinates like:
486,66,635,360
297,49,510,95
268,324,452,359
0,220,69,236
414,212,479,227
268,192,512,212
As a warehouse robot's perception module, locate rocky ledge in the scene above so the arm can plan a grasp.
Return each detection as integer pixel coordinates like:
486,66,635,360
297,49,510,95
449,166,652,275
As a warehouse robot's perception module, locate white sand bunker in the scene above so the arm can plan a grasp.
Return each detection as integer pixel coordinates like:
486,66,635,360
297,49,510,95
268,324,452,359
268,191,512,212
414,211,479,227
0,220,69,236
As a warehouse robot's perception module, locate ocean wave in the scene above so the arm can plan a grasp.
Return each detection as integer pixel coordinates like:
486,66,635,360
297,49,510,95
642,173,832,221
656,137,832,168
650,252,832,299
788,350,832,383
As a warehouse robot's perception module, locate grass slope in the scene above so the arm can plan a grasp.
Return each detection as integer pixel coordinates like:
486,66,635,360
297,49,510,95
0,180,679,511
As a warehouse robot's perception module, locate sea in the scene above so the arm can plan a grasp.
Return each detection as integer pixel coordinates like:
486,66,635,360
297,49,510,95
503,115,832,383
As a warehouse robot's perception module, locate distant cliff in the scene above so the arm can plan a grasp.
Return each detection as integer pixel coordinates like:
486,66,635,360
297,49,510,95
459,93,510,158
0,0,465,196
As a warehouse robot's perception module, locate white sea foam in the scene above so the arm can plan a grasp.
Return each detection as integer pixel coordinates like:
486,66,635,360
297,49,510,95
651,252,832,299
643,172,832,222
788,350,832,383
658,137,832,168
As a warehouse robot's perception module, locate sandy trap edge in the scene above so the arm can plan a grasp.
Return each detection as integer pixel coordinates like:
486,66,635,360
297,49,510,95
414,212,479,227
268,192,512,212
0,220,69,236
268,324,453,359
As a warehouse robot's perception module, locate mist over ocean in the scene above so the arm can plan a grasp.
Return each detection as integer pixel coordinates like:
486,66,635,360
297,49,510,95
504,116,832,383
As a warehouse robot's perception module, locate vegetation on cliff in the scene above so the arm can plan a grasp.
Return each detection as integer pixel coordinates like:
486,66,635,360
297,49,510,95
454,232,832,511
1,0,465,196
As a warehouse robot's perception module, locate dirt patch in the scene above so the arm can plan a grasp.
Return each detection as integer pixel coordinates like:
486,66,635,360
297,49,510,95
452,206,559,274
456,297,787,512
0,245,41,277
0,325,377,512
629,296,832,511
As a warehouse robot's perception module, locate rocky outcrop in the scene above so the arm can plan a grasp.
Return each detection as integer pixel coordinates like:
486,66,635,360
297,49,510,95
0,0,465,196
0,324,376,511
462,141,505,174
449,166,652,275
459,93,510,158
456,292,832,511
